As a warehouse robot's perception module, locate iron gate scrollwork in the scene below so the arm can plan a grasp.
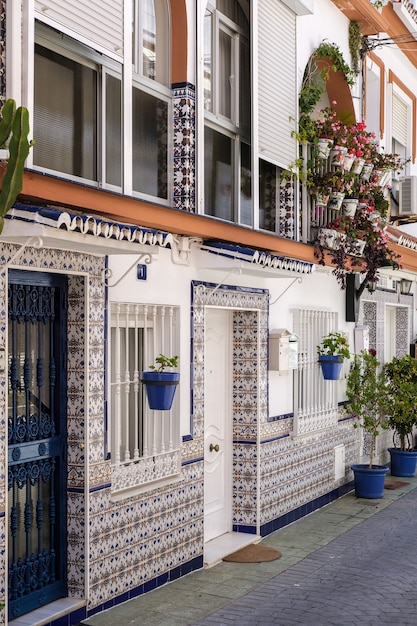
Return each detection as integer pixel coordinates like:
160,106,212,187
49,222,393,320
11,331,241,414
7,271,68,621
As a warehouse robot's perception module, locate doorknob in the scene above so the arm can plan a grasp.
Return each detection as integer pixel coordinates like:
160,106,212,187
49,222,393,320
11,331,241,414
209,443,219,452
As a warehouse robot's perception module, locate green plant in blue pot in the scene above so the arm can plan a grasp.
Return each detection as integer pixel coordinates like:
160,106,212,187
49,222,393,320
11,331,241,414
141,354,179,411
317,331,350,380
346,349,392,497
384,355,417,477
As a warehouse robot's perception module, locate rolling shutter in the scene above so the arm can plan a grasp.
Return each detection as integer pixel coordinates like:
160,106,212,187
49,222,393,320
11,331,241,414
257,0,297,168
35,0,124,59
392,92,408,147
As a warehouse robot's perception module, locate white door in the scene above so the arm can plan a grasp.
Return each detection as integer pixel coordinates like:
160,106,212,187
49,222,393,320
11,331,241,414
204,308,232,543
385,305,397,362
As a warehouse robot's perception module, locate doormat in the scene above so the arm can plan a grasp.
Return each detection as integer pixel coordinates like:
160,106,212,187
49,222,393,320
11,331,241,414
384,480,409,490
223,544,282,563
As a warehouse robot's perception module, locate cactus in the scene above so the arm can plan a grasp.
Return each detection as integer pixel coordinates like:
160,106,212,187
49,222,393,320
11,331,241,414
0,99,16,147
0,101,33,234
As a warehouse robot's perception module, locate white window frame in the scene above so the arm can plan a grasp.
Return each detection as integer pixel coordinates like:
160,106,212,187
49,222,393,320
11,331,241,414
108,301,181,499
292,309,343,435
132,0,170,86
32,11,172,204
202,1,252,225
390,85,412,179
33,21,122,191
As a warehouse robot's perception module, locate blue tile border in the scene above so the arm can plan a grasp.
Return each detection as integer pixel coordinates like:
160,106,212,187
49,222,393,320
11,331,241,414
232,483,355,537
259,482,354,537
85,555,203,619
47,605,87,626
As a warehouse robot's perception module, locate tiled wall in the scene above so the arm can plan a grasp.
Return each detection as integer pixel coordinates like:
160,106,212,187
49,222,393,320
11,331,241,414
191,281,358,539
172,83,195,212
0,244,104,622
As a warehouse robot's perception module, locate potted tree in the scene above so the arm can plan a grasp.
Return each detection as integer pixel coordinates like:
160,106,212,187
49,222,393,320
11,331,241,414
345,349,392,497
384,355,417,477
317,331,350,380
141,354,180,410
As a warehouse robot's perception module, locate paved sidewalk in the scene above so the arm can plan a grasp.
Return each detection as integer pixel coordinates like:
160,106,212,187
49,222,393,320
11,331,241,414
82,475,417,626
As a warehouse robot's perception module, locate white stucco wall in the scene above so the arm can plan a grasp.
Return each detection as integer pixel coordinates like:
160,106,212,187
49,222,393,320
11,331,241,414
108,247,353,427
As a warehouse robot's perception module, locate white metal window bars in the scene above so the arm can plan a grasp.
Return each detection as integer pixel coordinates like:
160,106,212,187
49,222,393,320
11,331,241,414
109,302,180,494
292,309,340,435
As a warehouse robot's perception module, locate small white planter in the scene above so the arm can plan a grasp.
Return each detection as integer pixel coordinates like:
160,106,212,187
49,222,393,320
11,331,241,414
349,239,366,257
360,163,374,182
329,146,348,168
342,198,359,217
317,137,332,159
328,192,345,211
315,192,330,207
318,228,346,250
351,158,365,175
343,153,355,172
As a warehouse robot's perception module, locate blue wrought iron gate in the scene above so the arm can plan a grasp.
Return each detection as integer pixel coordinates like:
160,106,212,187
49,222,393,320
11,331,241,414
8,270,68,621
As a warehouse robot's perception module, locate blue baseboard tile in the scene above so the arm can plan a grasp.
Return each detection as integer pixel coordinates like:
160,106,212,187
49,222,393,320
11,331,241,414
49,605,87,626
232,524,258,534
83,555,203,621
259,482,354,537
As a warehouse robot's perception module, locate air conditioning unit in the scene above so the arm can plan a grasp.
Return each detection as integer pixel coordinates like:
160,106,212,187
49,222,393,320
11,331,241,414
398,176,417,214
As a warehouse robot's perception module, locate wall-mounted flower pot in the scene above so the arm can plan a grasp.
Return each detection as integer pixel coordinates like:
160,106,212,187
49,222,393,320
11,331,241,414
388,448,417,477
360,163,373,181
351,464,388,498
315,192,330,207
141,371,180,410
343,153,355,172
329,146,348,168
318,355,344,380
342,198,358,217
350,238,366,257
328,192,345,211
351,157,365,175
317,137,332,159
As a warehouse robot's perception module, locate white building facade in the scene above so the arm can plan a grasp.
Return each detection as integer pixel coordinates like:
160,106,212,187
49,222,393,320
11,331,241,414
1,1,417,624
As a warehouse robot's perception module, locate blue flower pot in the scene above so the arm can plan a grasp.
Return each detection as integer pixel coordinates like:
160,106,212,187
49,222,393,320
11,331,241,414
388,448,417,477
318,355,343,380
141,371,180,410
351,464,389,498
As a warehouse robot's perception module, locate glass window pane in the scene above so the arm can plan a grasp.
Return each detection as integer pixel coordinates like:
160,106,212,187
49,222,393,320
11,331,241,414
240,141,252,225
106,74,122,187
204,10,212,112
259,160,277,232
142,0,156,80
34,46,97,180
132,87,168,199
219,28,232,119
239,36,250,132
204,126,233,221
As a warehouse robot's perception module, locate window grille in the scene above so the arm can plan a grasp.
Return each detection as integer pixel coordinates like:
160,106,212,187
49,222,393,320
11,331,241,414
292,309,341,434
109,302,180,494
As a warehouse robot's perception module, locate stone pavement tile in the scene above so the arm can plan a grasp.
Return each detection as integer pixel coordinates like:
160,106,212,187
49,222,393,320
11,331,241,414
83,476,417,626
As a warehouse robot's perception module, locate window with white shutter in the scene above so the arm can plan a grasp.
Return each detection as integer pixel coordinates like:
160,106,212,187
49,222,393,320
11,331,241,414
257,0,297,169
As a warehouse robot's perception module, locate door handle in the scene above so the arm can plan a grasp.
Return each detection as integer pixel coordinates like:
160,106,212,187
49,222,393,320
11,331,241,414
209,443,219,452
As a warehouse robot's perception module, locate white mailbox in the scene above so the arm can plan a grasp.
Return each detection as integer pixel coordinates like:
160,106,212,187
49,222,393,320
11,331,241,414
269,329,298,371
354,325,369,353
